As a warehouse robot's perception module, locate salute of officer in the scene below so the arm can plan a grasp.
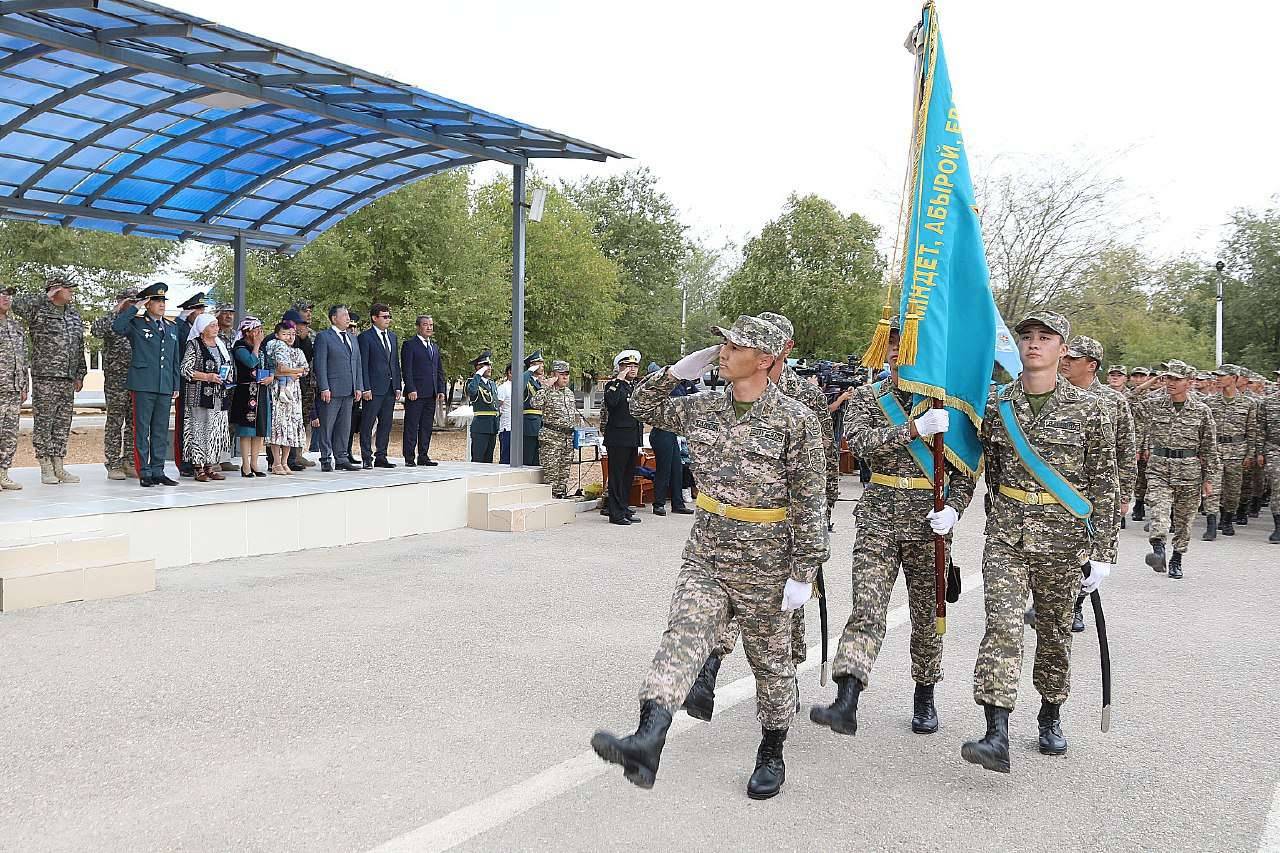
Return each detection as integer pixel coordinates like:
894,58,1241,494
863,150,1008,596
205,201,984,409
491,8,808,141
112,283,182,486
466,350,500,463
521,350,545,466
534,360,580,499
91,288,139,481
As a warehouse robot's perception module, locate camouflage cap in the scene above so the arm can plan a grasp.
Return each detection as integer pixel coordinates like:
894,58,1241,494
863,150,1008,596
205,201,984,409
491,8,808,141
1194,371,1213,381
1129,366,1151,376
1066,335,1103,363
214,302,235,313
115,287,140,301
1107,364,1127,375
0,286,15,296
291,299,314,311
45,276,75,291
1014,310,1070,340
1160,359,1195,379
757,311,794,342
711,314,786,356
550,360,570,373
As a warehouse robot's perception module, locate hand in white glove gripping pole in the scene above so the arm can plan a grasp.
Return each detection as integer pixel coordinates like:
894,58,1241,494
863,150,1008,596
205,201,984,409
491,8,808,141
781,578,812,612
912,408,949,438
670,345,721,381
926,505,958,535
1081,560,1112,595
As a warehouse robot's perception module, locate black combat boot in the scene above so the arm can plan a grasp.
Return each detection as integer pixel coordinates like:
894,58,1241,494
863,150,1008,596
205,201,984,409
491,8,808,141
1220,514,1235,536
590,700,673,789
1037,699,1068,755
1071,594,1086,632
1145,539,1167,573
1202,513,1218,541
1252,496,1264,518
746,727,787,800
911,683,939,734
681,654,721,722
809,674,861,735
1168,551,1183,579
961,704,1010,773
1270,514,1280,544
1131,499,1145,521
1236,501,1249,525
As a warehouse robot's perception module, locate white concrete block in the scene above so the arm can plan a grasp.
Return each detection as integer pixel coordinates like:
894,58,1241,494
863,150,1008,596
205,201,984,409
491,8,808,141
55,533,129,569
544,500,577,528
466,472,503,491
28,514,104,540
499,468,543,486
105,509,192,569
0,567,84,611
193,501,248,564
426,479,468,533
387,484,432,538
345,487,390,544
0,521,31,544
246,497,301,557
297,492,347,548
0,543,57,573
83,560,155,601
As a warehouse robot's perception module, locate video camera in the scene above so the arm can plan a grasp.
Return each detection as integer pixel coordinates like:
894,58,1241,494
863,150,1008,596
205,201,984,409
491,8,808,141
794,356,868,401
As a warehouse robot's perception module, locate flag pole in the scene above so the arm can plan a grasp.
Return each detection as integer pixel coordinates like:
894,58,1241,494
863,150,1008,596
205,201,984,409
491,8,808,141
931,398,947,635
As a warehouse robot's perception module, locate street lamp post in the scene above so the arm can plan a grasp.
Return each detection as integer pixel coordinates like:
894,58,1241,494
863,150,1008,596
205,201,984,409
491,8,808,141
1214,260,1225,367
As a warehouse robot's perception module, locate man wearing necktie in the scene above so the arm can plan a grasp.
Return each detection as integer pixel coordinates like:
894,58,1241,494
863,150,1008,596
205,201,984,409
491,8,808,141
357,303,402,469
401,313,447,466
312,304,364,472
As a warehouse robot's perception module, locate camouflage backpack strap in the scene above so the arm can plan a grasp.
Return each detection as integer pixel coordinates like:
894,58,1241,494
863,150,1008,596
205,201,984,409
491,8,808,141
873,379,937,482
995,384,1094,522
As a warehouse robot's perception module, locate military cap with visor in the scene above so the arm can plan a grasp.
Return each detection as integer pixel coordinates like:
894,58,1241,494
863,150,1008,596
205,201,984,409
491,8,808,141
524,349,544,368
137,282,169,301
757,311,794,342
177,291,206,310
710,314,786,356
1014,310,1070,340
1160,359,1195,379
1066,335,1103,364
551,360,570,374
471,349,493,368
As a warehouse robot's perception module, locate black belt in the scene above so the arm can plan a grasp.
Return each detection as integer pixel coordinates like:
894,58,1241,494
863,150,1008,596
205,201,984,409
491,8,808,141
1153,448,1197,459
1218,435,1247,445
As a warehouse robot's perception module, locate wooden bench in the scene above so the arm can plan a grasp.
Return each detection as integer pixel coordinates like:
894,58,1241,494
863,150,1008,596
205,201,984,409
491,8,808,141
600,448,656,507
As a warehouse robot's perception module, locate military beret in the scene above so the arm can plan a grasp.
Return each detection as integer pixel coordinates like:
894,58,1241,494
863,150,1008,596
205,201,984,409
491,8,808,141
1014,310,1070,340
711,315,786,356
551,360,570,373
177,292,206,310
138,282,168,301
1066,335,1103,363
758,311,794,342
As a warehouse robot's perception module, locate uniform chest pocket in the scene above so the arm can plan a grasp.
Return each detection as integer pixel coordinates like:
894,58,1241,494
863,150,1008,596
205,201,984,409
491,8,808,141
687,427,719,447
742,428,786,461
1037,425,1082,445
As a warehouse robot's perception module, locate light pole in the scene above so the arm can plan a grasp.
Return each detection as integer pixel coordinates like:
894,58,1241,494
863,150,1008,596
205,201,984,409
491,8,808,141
1214,260,1225,367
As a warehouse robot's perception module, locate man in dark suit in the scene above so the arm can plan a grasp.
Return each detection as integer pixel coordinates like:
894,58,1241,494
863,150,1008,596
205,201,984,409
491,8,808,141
603,349,644,525
312,304,363,472
401,313,446,466
358,303,401,469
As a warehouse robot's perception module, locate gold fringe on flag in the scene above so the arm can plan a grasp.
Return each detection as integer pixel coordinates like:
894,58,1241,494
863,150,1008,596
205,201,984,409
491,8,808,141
898,310,922,366
860,300,895,369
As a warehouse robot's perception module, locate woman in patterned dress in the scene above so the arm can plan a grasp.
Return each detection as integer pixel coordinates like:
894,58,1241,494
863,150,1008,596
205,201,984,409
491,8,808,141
264,320,308,475
179,314,231,482
229,317,274,477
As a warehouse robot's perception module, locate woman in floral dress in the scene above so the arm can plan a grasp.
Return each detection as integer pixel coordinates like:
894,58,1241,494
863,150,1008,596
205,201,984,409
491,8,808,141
264,320,308,475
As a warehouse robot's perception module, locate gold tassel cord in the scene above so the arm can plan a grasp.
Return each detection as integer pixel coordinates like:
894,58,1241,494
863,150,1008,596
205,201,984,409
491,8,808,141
860,309,893,369
898,312,922,366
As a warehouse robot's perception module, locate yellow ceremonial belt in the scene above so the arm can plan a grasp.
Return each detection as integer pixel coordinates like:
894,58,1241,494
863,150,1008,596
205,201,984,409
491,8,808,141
473,410,498,416
695,493,787,523
523,409,542,415
869,472,934,490
998,485,1061,506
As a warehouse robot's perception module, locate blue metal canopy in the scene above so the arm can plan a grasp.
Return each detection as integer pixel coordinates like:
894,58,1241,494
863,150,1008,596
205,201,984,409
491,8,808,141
0,0,624,250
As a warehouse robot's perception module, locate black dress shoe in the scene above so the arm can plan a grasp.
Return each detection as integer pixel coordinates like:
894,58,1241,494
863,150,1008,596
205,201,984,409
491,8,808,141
652,505,667,516
374,459,397,468
609,517,631,526
252,470,266,478
321,460,334,472
672,506,694,515
403,460,416,467
423,459,439,467
287,462,306,472
625,514,641,524
139,477,155,487
337,462,360,472
156,476,179,486
362,461,373,470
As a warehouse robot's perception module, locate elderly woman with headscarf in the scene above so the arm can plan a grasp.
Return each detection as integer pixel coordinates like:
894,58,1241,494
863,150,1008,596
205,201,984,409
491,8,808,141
229,316,274,477
264,320,309,475
179,313,232,482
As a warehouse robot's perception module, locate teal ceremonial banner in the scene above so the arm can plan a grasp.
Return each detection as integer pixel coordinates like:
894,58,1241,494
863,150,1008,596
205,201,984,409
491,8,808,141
894,1,999,477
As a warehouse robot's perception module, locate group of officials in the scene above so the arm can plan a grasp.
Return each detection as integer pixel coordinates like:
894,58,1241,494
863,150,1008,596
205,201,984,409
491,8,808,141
591,307,1280,799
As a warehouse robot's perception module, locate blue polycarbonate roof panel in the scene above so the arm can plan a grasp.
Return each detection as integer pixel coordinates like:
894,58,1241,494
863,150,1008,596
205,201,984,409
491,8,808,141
0,0,622,249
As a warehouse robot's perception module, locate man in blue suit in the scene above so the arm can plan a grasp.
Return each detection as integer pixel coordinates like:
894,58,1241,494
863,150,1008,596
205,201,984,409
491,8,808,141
401,313,446,466
111,282,182,487
358,303,401,469
312,304,364,472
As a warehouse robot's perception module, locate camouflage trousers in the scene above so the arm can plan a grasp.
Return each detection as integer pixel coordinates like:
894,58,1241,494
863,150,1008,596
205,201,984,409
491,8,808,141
713,607,806,665
1147,480,1200,553
832,529,944,687
30,377,74,458
640,534,795,729
0,389,19,469
1245,461,1266,501
1135,455,1148,501
1203,458,1243,516
974,538,1079,710
1266,457,1280,499
539,429,573,499
103,384,134,471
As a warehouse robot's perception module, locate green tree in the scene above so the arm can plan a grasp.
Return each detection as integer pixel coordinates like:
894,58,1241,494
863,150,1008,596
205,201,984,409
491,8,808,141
1219,207,1280,372
719,193,884,359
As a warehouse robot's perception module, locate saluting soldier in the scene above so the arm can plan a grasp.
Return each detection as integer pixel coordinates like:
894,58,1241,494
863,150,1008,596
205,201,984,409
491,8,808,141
0,285,29,491
591,315,827,799
12,277,86,485
534,360,581,498
603,350,643,525
90,287,139,481
1204,365,1259,538
521,350,545,466
808,314,976,737
962,311,1117,774
112,282,182,487
465,350,500,464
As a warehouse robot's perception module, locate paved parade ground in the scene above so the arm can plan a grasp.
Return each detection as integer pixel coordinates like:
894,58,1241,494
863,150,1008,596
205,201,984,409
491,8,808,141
2,480,1279,853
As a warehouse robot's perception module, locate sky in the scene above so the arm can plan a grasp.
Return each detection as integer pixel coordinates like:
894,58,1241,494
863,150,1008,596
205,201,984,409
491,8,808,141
189,0,1277,265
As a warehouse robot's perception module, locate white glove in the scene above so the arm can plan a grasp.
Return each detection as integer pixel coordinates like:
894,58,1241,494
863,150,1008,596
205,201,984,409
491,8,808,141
670,345,721,381
926,505,958,535
913,408,949,437
1081,561,1112,595
781,578,812,612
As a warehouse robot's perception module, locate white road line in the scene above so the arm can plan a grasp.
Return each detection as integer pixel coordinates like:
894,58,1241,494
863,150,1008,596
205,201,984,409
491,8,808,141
366,571,986,853
1258,778,1280,852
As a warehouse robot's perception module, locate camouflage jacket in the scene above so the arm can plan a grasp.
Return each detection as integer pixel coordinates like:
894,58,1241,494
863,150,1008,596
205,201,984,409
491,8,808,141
1125,389,1150,449
1258,395,1280,454
532,384,578,433
90,313,133,391
777,364,840,508
1089,378,1138,506
1204,392,1260,461
631,369,829,582
12,292,86,381
982,376,1119,564
1143,395,1219,487
844,379,976,542
0,314,29,396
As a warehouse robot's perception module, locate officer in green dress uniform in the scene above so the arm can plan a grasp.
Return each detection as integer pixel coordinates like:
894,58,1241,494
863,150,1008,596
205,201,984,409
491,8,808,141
112,282,183,487
522,350,545,466
467,349,500,463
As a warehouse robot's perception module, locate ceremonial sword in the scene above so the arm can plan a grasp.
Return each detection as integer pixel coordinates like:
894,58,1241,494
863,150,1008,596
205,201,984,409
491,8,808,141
1089,588,1112,732
816,565,830,686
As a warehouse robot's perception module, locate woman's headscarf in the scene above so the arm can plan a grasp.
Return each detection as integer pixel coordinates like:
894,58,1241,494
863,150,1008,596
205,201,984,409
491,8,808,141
233,315,262,344
188,312,216,342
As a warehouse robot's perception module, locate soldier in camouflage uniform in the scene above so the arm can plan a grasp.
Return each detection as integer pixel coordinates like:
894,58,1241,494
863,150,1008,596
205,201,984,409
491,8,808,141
1262,372,1280,543
1141,360,1218,579
683,312,839,721
591,315,828,800
533,360,580,498
1241,370,1268,518
12,277,86,485
1127,367,1153,520
962,311,1117,774
91,288,139,480
0,286,30,491
1203,365,1259,537
808,314,976,738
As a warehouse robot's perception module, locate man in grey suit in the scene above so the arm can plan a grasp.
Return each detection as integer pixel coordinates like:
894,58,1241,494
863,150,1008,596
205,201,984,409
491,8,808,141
312,304,364,472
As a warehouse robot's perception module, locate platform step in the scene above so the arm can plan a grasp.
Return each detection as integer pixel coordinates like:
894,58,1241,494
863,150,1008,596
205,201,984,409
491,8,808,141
465,468,543,492
471,498,577,532
0,558,155,612
0,533,129,574
467,483,554,519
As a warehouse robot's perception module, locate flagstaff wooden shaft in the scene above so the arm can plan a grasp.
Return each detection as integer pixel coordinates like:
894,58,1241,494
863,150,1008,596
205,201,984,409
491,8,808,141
931,397,947,635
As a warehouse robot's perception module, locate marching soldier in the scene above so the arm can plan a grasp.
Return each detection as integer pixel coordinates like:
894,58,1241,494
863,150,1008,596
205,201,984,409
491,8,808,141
90,288,139,481
0,286,29,491
534,360,581,498
1127,367,1153,520
521,350,545,466
112,283,182,487
1141,360,1218,579
1241,370,1268,520
591,315,827,799
1262,371,1280,543
12,277,86,485
962,311,1117,774
1204,365,1259,538
809,314,976,737
466,350,500,464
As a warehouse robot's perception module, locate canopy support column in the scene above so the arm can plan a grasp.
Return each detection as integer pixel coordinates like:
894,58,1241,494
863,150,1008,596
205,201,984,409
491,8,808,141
509,164,526,467
233,233,247,324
